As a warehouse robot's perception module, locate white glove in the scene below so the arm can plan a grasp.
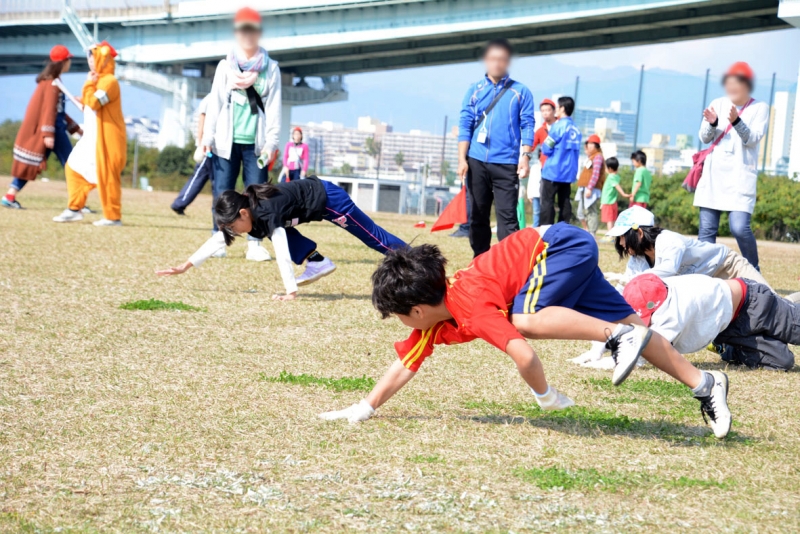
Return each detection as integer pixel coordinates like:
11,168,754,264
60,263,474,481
318,399,375,423
534,386,575,411
581,356,617,370
570,340,608,365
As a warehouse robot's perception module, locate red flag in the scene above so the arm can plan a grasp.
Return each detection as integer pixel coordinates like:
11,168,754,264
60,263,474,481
413,221,426,228
431,188,468,232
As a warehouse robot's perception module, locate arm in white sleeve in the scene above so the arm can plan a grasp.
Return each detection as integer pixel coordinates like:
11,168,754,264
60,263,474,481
188,231,226,268
261,62,282,157
643,235,684,278
271,227,298,295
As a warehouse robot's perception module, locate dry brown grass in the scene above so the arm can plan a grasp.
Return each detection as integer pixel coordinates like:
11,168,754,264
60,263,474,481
1,180,800,533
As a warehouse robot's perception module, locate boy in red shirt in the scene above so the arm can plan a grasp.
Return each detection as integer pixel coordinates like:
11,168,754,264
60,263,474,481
321,223,732,439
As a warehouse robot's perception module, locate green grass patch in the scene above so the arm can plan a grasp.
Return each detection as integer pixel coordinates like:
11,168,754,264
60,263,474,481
515,466,730,492
464,401,635,432
583,377,696,419
119,299,205,312
261,371,375,392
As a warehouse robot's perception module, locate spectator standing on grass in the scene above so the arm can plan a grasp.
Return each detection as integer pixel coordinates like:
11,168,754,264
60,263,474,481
629,150,652,208
600,157,627,240
280,127,309,183
540,96,581,225
575,134,605,236
526,98,557,227
695,61,769,271
3,45,82,210
457,38,535,257
202,7,280,262
171,95,213,216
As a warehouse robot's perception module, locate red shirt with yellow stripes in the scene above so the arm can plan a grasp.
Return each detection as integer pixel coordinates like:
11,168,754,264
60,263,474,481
395,228,547,371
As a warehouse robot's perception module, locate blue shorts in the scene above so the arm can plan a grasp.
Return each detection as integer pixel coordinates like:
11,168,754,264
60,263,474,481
511,223,634,322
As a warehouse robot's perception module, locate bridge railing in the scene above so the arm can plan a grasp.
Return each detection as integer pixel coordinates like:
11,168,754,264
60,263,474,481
0,0,177,20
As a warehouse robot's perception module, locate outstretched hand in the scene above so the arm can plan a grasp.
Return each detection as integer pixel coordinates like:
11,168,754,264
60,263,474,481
272,292,298,301
156,261,192,277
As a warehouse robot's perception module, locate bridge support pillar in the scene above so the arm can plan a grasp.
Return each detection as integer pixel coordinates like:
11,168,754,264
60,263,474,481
157,77,192,150
789,63,800,179
281,101,293,152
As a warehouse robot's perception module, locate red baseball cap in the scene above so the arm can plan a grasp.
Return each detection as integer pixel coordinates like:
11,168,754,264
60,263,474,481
622,274,668,327
585,134,602,145
50,45,73,62
724,61,754,83
540,98,556,109
234,7,262,29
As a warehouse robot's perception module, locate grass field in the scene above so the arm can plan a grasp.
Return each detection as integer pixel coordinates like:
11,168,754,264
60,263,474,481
2,180,800,533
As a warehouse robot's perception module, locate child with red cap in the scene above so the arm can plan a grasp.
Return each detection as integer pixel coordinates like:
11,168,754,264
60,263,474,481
623,273,798,371
695,61,769,271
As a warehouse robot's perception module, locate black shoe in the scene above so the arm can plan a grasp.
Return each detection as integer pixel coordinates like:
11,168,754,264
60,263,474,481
449,227,469,238
172,207,186,216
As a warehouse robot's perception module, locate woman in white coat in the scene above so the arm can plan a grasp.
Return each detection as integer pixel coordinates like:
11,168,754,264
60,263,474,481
201,6,281,262
695,62,768,270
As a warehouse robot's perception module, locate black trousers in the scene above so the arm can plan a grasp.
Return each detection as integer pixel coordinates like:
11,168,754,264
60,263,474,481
539,178,573,226
466,157,519,257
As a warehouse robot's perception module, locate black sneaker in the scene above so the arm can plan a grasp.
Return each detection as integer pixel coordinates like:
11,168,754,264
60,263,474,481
172,207,186,216
695,371,731,439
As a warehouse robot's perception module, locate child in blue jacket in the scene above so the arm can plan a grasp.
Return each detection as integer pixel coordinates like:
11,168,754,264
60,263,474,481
540,96,582,225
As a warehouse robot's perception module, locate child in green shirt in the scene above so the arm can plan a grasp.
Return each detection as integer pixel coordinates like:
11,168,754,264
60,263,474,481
630,150,652,208
600,157,627,235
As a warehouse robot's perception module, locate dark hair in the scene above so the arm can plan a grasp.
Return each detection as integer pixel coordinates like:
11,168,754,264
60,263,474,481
482,38,513,58
557,96,575,116
371,244,447,319
605,156,619,172
214,183,280,245
630,150,647,166
585,142,601,151
614,225,663,261
36,60,65,83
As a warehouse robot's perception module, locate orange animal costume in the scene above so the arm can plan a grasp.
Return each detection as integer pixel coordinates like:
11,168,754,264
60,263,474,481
64,41,126,221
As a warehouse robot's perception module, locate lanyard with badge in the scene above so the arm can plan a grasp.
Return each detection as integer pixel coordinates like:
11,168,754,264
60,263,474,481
475,83,511,144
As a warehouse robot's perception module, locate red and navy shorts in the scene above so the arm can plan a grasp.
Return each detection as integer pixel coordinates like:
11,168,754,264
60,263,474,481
511,222,634,322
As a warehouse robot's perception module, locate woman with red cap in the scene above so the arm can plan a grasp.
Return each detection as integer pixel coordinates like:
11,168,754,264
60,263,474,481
695,61,769,271
280,127,309,182
201,6,281,262
3,45,82,209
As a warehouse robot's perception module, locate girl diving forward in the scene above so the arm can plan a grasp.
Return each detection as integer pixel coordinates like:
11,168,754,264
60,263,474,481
157,176,407,300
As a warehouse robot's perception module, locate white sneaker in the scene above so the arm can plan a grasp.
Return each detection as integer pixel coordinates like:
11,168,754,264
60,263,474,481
212,247,227,259
246,241,272,262
605,324,652,386
296,258,337,286
696,371,731,439
93,218,122,227
53,209,83,223
534,386,575,411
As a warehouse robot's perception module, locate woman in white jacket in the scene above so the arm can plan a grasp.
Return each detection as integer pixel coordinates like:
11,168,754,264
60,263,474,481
201,7,281,262
695,62,768,271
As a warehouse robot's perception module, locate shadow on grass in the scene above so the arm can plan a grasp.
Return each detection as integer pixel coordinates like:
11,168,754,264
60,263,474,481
461,404,755,448
331,258,382,265
301,292,370,301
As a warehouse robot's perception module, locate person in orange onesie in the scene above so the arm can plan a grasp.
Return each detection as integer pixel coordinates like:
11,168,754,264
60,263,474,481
53,41,126,226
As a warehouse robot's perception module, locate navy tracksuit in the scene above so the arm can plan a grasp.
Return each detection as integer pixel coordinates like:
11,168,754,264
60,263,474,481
284,179,406,264
171,156,214,212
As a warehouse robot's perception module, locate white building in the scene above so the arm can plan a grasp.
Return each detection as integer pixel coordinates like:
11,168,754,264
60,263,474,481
769,91,795,173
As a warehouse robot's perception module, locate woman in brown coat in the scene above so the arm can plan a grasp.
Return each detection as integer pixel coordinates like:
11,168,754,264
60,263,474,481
3,45,82,209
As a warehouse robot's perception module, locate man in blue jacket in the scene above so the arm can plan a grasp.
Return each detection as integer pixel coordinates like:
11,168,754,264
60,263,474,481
457,39,535,257
540,96,581,225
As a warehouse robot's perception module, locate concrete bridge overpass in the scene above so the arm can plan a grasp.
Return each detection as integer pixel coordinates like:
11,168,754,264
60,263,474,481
0,0,794,148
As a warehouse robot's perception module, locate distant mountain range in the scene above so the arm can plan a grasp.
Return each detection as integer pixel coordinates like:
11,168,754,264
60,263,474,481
1,55,795,147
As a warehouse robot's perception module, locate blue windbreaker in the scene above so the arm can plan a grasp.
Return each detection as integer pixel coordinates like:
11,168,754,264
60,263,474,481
459,74,535,165
541,116,582,183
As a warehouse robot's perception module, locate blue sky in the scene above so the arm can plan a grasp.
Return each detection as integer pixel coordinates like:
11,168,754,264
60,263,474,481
1,28,798,144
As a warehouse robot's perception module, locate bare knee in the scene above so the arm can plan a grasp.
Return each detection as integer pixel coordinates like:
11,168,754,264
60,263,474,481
512,314,544,339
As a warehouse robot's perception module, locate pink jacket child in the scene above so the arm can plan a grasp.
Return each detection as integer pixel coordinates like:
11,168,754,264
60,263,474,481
282,127,309,182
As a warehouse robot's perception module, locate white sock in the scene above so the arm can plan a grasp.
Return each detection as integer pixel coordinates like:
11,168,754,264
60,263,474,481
531,386,551,398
